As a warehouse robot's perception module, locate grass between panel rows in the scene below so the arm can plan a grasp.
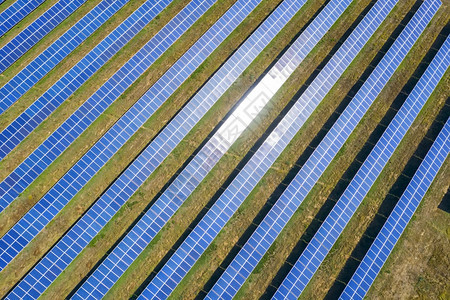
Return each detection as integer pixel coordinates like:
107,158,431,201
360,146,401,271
0,0,104,86
366,157,449,299
0,0,236,296
297,8,449,300
0,0,196,234
0,0,60,47
167,1,428,299
0,0,287,298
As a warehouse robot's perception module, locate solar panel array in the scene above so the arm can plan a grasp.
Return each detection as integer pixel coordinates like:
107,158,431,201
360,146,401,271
137,0,402,298
0,0,87,72
73,0,339,296
0,0,447,298
0,0,176,209
0,0,218,271
5,1,265,298
274,8,447,299
0,0,132,115
339,48,450,300
0,0,173,162
0,0,44,37
208,1,438,298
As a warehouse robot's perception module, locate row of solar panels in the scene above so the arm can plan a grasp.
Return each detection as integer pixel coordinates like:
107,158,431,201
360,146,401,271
0,0,88,72
0,0,448,299
0,0,45,37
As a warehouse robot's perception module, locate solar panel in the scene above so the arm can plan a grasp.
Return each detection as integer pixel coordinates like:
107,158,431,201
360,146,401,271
0,0,179,209
0,0,132,115
340,70,450,300
0,0,174,161
72,0,338,296
206,1,439,298
136,0,402,298
0,0,87,72
0,0,219,270
4,1,266,299
0,0,45,37
274,9,447,300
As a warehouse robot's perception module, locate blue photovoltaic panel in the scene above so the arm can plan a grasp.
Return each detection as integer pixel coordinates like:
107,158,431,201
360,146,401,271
0,0,132,115
340,120,450,299
274,19,448,300
208,1,438,298
0,0,173,161
0,0,176,209
137,0,400,298
0,0,45,37
73,0,315,297
0,0,217,270
0,0,87,72
5,1,263,298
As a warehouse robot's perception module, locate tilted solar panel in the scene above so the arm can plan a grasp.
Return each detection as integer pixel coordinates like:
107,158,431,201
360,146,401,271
0,0,174,161
0,0,132,115
0,0,87,72
0,0,45,37
340,57,449,300
0,0,176,208
73,0,315,297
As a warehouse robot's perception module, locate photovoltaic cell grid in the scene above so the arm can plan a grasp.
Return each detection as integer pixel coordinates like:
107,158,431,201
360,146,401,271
0,0,216,271
340,119,450,300
73,0,318,297
208,1,438,298
340,119,450,299
0,0,132,115
0,0,175,209
0,0,173,162
5,1,263,299
0,0,45,37
274,12,447,300
137,0,399,298
0,0,87,73
340,82,450,300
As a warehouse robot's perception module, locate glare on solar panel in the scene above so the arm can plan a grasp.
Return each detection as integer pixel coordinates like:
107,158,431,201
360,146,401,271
137,0,401,298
